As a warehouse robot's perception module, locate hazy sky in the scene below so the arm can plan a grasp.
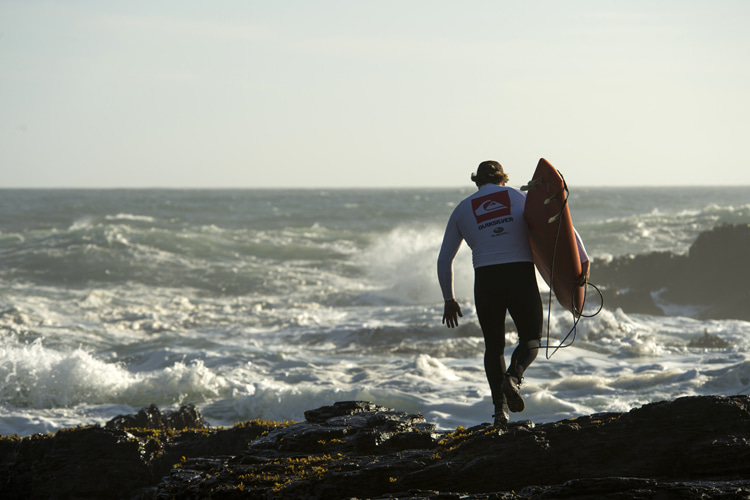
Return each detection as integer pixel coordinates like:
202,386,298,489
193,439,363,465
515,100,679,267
1,1,748,188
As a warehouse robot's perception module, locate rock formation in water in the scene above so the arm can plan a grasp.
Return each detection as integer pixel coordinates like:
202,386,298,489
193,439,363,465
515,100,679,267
2,396,750,499
592,223,750,320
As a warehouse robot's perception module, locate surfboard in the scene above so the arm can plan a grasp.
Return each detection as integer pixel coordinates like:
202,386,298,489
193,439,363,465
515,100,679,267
523,158,585,315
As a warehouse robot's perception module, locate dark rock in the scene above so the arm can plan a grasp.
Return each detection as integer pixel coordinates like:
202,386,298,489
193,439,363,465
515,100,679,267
518,477,750,499
249,401,439,457
304,400,392,423
593,223,750,320
0,407,285,499
688,331,732,349
604,288,665,316
2,396,750,499
157,396,750,499
1,426,151,499
106,403,207,431
399,395,750,495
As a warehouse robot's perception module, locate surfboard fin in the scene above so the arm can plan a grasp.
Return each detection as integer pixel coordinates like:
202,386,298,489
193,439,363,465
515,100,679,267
544,192,558,205
548,212,562,223
521,178,542,191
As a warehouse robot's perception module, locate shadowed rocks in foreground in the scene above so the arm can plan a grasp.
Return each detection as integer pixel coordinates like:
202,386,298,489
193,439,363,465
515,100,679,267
2,396,750,499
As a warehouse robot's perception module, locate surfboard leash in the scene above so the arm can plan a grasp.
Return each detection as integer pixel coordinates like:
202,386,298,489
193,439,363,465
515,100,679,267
543,170,577,359
554,170,604,322
522,170,571,357
526,169,604,359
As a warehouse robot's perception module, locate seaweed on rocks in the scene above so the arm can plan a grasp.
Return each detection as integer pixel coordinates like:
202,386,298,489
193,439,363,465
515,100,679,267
2,396,750,499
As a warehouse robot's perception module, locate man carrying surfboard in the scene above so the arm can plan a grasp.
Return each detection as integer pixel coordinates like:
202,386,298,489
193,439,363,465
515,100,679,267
437,161,542,426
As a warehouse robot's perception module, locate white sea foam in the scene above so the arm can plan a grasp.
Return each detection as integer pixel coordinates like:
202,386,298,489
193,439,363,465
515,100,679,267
0,336,229,412
362,225,474,304
1,188,749,436
105,213,156,223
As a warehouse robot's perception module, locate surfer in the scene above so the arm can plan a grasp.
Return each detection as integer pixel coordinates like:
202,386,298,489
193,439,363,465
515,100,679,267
437,161,542,426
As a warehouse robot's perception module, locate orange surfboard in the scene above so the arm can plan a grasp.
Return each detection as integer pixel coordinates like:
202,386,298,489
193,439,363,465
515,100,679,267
523,158,585,315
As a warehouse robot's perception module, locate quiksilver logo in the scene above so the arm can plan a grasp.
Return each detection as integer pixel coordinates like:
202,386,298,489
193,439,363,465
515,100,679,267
478,216,514,230
474,200,508,217
471,190,512,223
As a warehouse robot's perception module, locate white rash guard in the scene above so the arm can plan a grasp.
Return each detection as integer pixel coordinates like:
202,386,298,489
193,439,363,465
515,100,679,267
437,184,534,301
574,228,590,267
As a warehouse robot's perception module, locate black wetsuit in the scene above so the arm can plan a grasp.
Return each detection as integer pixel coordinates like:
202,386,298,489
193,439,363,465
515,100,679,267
437,184,543,408
474,261,542,406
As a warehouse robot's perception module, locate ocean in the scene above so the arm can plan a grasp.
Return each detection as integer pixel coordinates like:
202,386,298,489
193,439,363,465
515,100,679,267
1,186,750,436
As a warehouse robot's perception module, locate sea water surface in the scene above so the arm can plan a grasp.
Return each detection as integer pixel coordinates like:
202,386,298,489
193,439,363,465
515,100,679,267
1,186,750,436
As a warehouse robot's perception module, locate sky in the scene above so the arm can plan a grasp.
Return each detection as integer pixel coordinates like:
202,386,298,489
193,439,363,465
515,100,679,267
1,1,749,188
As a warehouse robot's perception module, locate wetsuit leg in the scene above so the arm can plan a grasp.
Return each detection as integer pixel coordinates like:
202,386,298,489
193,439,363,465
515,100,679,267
475,262,543,403
506,262,543,379
474,264,508,407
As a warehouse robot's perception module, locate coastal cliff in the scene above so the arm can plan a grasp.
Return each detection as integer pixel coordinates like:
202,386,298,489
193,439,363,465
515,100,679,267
2,396,750,499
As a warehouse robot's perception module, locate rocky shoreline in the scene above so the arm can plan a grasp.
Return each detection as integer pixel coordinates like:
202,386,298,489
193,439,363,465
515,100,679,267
2,395,750,499
594,223,750,320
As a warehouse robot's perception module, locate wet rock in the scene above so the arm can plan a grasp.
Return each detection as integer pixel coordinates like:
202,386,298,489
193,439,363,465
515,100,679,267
688,331,732,349
157,396,750,499
398,395,750,495
604,287,666,316
2,396,750,499
594,223,750,320
0,405,282,499
1,426,151,498
106,403,207,431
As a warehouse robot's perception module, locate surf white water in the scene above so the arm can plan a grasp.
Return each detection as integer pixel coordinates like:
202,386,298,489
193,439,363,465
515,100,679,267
1,187,749,436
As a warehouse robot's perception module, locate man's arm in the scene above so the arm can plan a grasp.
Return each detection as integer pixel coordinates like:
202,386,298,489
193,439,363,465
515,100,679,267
437,210,464,327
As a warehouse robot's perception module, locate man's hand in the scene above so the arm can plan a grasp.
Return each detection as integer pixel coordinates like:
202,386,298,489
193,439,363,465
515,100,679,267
575,260,590,287
442,299,463,328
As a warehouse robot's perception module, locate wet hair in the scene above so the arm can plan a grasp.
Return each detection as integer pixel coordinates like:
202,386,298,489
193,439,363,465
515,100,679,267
471,160,509,186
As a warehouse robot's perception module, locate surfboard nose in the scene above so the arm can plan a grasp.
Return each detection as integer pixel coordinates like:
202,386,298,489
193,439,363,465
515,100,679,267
538,158,553,168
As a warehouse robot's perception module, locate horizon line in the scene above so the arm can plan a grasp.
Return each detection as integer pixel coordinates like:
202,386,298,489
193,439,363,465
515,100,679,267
1,184,749,190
